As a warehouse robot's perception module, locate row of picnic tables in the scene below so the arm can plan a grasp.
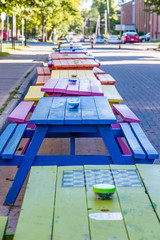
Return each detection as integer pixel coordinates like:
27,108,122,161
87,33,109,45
0,42,159,239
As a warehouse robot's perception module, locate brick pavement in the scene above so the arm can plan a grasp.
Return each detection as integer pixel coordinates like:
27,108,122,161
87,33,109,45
95,45,160,164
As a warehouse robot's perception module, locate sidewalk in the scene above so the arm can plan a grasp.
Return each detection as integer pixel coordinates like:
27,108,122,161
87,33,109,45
0,44,53,133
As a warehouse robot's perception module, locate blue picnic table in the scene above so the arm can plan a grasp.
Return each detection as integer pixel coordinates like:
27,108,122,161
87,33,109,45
1,96,158,205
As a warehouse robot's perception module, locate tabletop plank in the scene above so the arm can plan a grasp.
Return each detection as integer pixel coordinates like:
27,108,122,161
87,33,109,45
52,166,90,240
65,98,82,125
81,96,99,124
0,217,8,240
102,85,123,104
14,166,57,240
51,70,60,79
41,78,59,93
24,86,45,102
54,78,68,93
94,97,116,124
84,165,128,240
110,165,160,240
136,164,160,221
90,80,104,96
79,80,92,96
48,97,66,124
30,97,53,124
66,81,79,95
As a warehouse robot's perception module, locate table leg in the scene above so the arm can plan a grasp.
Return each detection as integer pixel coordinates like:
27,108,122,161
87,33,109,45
4,125,48,205
97,125,126,164
70,135,75,155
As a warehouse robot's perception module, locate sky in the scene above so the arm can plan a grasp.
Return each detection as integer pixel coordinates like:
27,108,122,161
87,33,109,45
80,0,118,10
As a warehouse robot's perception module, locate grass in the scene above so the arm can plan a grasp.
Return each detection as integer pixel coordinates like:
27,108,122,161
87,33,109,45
150,40,160,43
24,71,31,78
0,51,10,57
0,86,21,114
3,45,29,51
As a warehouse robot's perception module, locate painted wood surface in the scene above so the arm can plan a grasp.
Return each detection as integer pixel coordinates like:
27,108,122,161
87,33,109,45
130,123,159,159
52,166,89,240
52,59,99,70
24,86,45,102
8,101,34,123
51,70,97,81
51,53,90,60
113,104,140,123
41,78,103,96
14,166,57,240
0,217,8,240
120,123,145,159
96,74,116,85
30,96,116,125
110,165,160,240
36,75,50,86
102,85,123,106
93,67,105,75
36,67,50,76
0,123,17,155
2,124,27,159
136,164,160,221
84,165,128,240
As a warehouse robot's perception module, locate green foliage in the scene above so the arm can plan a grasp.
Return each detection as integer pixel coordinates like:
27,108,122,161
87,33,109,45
143,0,160,14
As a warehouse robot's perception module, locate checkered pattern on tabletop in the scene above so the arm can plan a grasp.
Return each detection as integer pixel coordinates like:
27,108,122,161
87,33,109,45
85,169,113,188
111,169,142,187
62,170,84,187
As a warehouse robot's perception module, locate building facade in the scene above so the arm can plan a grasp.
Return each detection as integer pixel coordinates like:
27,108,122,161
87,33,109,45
121,0,160,39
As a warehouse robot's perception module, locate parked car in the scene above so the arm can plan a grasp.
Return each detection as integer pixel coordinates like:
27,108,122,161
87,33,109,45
96,35,105,44
0,30,8,40
139,32,150,42
121,32,139,43
80,37,85,42
27,38,38,42
18,35,25,41
108,35,119,44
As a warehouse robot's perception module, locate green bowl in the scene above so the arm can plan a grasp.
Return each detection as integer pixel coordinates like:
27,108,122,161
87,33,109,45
93,184,116,200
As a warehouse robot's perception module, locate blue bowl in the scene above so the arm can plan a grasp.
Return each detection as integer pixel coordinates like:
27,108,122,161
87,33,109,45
68,99,80,109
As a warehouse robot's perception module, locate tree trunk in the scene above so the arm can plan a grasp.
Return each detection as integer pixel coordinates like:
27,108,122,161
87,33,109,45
47,26,55,41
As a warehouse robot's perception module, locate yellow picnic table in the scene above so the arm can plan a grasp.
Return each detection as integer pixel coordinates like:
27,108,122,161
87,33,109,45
11,164,160,240
51,69,97,81
24,86,45,105
102,85,123,107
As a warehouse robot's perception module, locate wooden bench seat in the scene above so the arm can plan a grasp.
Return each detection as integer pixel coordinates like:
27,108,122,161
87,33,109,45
36,75,50,86
24,86,45,105
0,123,27,159
93,67,105,76
13,166,57,240
102,85,123,107
96,74,116,85
36,67,51,76
119,123,158,160
8,101,35,124
113,104,140,124
0,217,8,240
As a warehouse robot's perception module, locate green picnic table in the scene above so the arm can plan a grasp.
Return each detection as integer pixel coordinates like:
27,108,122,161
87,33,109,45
11,164,160,240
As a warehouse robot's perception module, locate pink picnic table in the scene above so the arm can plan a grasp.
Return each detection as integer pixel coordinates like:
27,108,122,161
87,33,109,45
50,53,91,60
41,78,104,97
52,59,100,70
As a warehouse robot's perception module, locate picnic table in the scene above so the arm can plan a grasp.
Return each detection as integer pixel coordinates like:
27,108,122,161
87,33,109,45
1,96,158,205
52,59,99,70
3,96,127,204
51,69,97,81
41,78,104,96
13,164,160,240
50,53,90,60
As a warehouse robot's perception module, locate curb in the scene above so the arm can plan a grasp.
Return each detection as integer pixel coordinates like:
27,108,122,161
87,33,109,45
0,54,48,134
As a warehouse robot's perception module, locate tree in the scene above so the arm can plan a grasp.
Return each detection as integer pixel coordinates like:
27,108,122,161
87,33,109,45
143,0,160,15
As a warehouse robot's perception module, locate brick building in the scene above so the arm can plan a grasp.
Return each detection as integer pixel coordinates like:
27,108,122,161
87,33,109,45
121,0,160,39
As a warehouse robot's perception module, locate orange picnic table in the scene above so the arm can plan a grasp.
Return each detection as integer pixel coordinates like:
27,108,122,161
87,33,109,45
52,59,100,70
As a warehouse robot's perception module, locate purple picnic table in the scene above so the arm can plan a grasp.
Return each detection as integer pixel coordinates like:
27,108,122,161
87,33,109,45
41,78,104,97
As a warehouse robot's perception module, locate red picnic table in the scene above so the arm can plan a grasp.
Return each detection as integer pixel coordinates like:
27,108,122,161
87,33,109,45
52,59,99,70
50,53,91,60
41,78,104,97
